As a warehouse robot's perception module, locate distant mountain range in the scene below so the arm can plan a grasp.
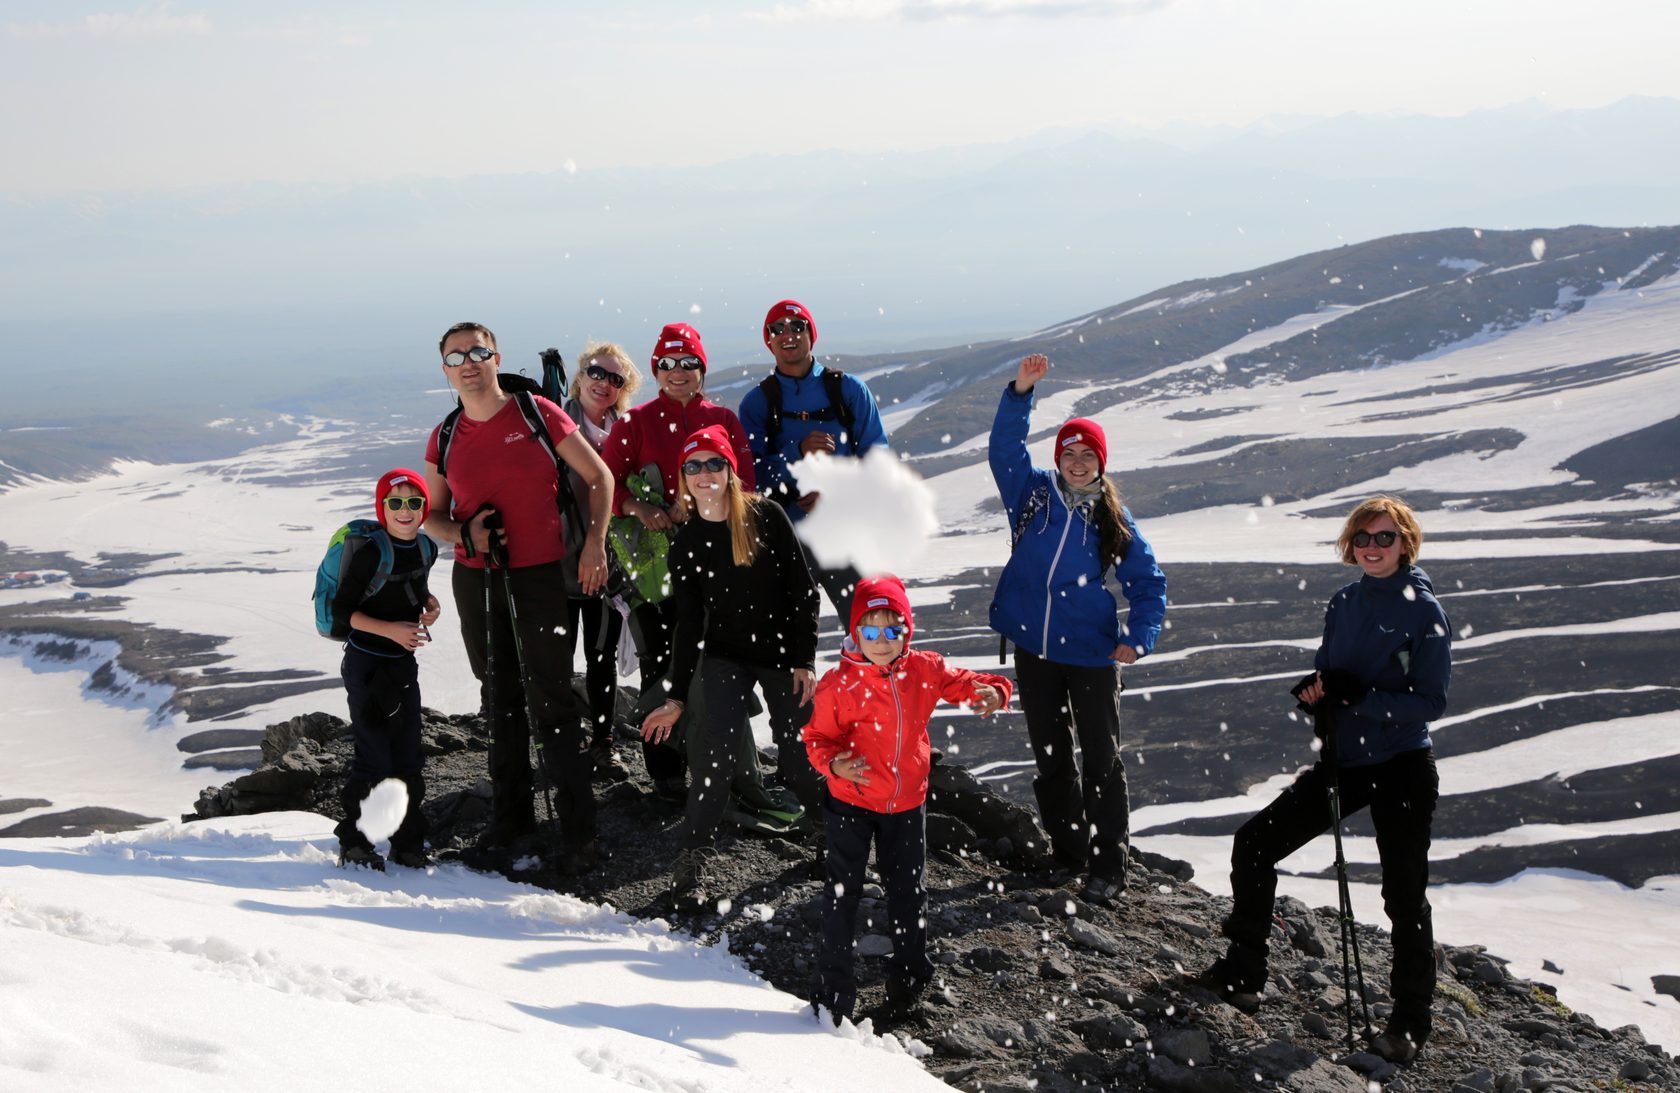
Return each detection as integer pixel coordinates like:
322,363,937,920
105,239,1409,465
3,96,1677,419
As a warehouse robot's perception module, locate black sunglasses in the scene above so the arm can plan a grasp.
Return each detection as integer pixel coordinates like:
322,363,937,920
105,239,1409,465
442,346,496,368
655,355,705,372
767,318,809,337
383,496,425,512
1351,530,1399,549
584,364,626,389
681,458,730,476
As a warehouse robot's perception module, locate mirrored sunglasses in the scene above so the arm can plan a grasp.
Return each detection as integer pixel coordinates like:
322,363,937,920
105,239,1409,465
767,318,810,337
584,364,626,388
1351,530,1399,549
442,346,496,368
858,624,907,642
655,355,705,372
681,458,730,476
383,496,426,512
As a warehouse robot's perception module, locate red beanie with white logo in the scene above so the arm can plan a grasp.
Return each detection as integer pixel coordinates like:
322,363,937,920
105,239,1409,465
680,425,737,476
375,468,430,530
1055,418,1108,476
653,322,708,374
850,573,913,645
763,299,817,347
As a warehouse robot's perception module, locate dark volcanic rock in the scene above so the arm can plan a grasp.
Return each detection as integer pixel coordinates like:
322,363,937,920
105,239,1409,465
176,728,266,753
0,806,162,837
0,797,52,814
183,749,265,771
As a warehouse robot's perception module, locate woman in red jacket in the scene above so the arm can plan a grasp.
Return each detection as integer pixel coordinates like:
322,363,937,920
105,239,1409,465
804,574,1011,1025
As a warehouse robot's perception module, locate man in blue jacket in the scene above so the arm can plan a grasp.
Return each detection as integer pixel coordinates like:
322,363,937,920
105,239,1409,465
739,299,889,623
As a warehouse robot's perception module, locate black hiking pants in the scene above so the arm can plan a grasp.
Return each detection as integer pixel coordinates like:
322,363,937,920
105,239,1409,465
632,598,686,785
681,655,822,850
799,539,859,631
816,797,936,1021
1221,747,1439,1040
1015,650,1130,879
557,595,622,748
454,561,595,850
336,645,426,854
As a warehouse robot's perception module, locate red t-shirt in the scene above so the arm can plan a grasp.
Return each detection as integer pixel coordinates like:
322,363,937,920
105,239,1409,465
425,396,578,570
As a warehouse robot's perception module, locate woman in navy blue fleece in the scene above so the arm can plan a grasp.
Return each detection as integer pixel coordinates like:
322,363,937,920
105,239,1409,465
1202,495,1450,1064
988,353,1168,904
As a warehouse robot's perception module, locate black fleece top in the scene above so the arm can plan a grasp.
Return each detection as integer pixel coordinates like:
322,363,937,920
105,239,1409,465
665,499,819,700
339,536,432,658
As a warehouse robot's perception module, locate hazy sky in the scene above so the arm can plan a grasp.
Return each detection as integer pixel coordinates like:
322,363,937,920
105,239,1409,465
5,0,1678,195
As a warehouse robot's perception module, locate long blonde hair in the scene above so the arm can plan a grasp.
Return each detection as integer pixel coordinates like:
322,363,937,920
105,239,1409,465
677,466,762,567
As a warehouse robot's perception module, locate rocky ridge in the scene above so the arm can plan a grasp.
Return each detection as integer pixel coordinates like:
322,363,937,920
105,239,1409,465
189,700,1676,1093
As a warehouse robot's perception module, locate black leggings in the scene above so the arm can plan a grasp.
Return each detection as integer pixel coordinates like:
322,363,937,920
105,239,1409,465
1015,649,1130,877
336,645,426,853
681,655,822,849
1222,748,1439,1038
556,596,622,746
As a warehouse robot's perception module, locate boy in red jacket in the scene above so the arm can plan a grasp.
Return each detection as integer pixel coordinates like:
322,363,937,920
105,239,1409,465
804,574,1012,1024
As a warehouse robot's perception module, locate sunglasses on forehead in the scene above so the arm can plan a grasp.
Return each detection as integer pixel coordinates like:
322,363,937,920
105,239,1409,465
584,364,626,388
768,318,809,337
681,457,730,476
858,624,906,642
655,355,705,372
442,346,495,368
1351,530,1399,549
383,496,425,512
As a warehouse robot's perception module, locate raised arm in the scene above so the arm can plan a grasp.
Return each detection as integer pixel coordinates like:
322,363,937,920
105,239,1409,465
988,354,1048,509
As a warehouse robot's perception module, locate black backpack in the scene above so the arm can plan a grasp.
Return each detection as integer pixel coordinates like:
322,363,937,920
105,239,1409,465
435,353,621,598
757,367,857,455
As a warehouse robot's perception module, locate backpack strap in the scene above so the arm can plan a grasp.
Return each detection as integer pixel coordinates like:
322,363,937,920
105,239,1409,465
434,405,465,477
758,367,857,455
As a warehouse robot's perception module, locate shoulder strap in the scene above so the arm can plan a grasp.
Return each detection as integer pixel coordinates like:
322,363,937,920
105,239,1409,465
821,368,856,453
435,406,465,476
757,373,784,451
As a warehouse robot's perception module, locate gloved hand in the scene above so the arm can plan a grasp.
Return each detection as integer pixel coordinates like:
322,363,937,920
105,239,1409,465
1319,669,1369,707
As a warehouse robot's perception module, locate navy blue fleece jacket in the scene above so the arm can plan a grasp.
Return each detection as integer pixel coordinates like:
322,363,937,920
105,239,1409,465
1315,564,1452,767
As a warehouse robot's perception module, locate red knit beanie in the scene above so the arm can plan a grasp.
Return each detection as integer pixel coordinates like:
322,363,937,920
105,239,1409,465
375,468,430,531
763,299,817,347
1055,418,1108,476
653,322,708,374
680,425,737,475
850,574,913,645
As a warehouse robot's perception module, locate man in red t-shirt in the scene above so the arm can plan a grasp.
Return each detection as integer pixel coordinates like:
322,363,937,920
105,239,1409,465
422,321,614,870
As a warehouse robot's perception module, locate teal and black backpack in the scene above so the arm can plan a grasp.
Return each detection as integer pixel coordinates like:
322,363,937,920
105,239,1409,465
312,519,439,640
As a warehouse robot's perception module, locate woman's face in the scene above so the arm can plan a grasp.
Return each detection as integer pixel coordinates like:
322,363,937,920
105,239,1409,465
685,460,730,514
1058,442,1101,489
1353,513,1404,580
579,355,624,415
655,357,702,402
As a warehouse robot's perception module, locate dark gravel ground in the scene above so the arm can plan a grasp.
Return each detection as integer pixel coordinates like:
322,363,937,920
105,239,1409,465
191,705,1678,1093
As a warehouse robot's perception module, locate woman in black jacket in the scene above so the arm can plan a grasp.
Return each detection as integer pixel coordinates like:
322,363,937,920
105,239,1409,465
640,425,823,905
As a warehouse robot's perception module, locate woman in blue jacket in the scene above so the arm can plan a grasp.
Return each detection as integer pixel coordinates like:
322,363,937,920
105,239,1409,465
989,353,1168,904
1200,494,1450,1064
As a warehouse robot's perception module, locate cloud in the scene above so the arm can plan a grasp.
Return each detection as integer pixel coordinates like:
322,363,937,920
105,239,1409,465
753,0,1166,23
4,4,211,38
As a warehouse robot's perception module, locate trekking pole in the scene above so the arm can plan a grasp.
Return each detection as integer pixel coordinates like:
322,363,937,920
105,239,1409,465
1319,710,1373,1050
484,515,562,852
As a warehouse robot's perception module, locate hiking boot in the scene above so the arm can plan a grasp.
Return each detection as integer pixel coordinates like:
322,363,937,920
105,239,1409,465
477,816,537,851
671,846,718,907
1188,960,1263,1013
559,840,601,876
879,974,932,1021
388,845,433,869
1370,1027,1422,1063
1080,873,1126,907
339,845,385,872
591,740,631,782
652,775,688,806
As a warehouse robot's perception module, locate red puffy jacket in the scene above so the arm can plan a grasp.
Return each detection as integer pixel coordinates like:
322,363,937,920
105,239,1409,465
804,648,1012,814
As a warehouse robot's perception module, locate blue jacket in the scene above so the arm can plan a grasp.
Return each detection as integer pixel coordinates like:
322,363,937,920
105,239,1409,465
1315,565,1451,767
738,362,889,523
988,384,1167,667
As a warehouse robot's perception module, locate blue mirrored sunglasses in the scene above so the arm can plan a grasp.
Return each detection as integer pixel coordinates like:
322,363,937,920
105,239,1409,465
858,624,906,642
